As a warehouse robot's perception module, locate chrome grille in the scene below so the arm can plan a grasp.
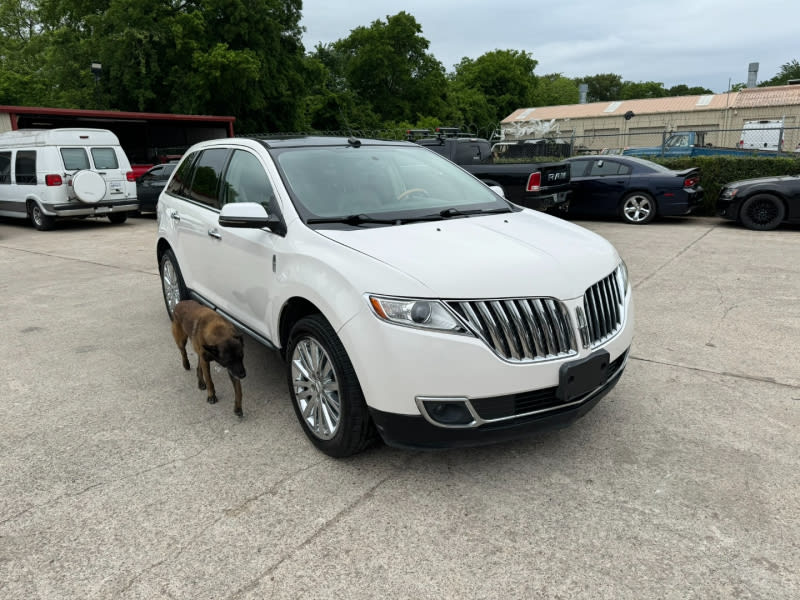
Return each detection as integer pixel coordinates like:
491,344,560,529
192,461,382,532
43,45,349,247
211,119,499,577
447,298,576,362
581,269,624,347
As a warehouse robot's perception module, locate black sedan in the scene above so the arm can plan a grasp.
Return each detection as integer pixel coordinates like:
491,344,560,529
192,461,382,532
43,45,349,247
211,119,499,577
717,175,800,230
560,156,703,224
135,163,176,213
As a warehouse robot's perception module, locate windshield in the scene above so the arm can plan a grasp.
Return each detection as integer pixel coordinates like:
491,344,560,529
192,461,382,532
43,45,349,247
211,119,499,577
271,144,510,224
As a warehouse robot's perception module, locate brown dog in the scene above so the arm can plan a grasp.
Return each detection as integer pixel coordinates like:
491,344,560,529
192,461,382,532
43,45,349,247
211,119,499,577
171,300,247,417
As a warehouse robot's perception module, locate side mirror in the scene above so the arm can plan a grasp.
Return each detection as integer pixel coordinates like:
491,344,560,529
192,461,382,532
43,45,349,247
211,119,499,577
489,185,505,198
218,202,271,229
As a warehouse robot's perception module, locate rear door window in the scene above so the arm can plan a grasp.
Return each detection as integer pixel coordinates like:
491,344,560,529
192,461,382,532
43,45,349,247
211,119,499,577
186,148,230,209
60,148,91,170
91,148,119,170
166,152,199,197
15,151,37,185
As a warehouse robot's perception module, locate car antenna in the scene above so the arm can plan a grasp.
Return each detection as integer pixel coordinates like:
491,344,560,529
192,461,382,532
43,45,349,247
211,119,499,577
347,136,361,147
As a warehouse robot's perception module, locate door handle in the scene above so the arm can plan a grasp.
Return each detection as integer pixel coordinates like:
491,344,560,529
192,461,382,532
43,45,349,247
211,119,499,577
169,211,180,221
207,229,222,239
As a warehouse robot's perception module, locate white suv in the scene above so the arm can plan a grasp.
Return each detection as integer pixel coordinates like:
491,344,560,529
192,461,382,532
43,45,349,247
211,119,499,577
156,136,634,457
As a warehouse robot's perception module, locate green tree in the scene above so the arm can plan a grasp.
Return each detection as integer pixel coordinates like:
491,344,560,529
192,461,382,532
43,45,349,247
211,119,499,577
330,12,446,124
759,59,800,87
531,73,579,106
578,73,623,102
0,0,307,132
450,49,538,122
666,84,714,96
619,80,667,100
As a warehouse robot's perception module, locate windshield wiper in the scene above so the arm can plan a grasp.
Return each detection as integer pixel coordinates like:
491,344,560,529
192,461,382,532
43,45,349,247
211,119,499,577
307,214,402,225
437,207,513,218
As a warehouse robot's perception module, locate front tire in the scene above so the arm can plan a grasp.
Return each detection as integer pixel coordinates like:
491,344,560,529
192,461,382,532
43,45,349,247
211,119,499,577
619,192,656,224
739,194,785,231
286,315,375,457
159,249,188,320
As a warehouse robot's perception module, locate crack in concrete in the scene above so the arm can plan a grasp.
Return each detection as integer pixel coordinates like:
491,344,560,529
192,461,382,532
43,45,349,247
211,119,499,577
629,355,800,390
0,244,158,277
0,447,210,527
633,223,719,291
225,452,420,600
115,457,328,597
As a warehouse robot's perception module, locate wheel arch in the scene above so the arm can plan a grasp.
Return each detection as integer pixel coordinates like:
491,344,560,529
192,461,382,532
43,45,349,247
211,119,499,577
156,237,172,267
279,296,325,358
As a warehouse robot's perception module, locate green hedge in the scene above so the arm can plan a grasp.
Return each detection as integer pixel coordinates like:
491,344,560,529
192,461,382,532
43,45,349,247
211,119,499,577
498,155,800,216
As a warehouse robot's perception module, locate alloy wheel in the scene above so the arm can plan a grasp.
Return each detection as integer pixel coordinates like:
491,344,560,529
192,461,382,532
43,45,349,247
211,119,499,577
623,195,653,223
161,258,182,317
291,337,341,440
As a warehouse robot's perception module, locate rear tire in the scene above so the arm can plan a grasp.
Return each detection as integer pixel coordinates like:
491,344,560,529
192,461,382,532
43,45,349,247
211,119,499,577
619,192,656,224
29,202,55,231
108,212,128,225
739,194,785,231
159,249,188,320
286,314,375,458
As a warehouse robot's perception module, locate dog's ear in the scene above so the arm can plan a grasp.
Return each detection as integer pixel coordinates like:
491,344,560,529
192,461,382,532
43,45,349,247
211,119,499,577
234,331,244,345
203,344,220,359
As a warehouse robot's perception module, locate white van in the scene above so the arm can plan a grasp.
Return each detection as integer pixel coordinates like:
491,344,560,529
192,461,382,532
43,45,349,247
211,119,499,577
739,119,784,151
0,128,138,230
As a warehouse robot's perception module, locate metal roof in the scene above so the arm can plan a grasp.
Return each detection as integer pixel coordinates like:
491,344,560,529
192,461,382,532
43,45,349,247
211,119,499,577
502,85,800,123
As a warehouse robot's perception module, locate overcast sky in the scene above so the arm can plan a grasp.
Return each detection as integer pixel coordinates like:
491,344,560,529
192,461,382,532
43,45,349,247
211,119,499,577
300,0,798,96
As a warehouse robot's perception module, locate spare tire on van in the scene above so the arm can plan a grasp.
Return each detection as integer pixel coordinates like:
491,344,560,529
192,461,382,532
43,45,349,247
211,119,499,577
72,170,107,203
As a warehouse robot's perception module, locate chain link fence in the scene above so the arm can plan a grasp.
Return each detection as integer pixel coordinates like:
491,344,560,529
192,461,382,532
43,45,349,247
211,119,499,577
566,125,800,157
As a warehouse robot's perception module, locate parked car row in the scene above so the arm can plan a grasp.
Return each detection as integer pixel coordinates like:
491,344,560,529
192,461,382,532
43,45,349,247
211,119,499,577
548,154,799,230
0,128,796,232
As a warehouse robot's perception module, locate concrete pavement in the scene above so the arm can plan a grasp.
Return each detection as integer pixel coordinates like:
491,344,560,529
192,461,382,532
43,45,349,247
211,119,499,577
1,214,798,599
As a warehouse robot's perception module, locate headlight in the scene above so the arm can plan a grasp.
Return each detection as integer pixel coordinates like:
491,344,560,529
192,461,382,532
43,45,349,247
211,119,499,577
721,188,738,199
617,260,630,297
368,296,468,333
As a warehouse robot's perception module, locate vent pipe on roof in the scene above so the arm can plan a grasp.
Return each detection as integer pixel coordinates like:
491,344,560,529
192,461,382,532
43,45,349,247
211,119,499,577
747,62,759,88
578,83,588,104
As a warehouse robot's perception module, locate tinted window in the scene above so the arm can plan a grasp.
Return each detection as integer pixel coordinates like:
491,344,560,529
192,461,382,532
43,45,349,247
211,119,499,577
91,148,119,169
221,150,277,212
161,163,176,179
587,160,631,177
187,148,229,208
568,160,589,177
61,148,91,170
0,151,10,184
166,151,199,196
15,151,37,185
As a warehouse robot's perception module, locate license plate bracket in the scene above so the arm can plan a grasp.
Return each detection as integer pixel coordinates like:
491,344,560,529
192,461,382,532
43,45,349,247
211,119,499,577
557,349,610,402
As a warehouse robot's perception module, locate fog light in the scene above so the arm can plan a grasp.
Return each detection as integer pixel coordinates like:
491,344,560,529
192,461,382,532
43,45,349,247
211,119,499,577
421,400,474,426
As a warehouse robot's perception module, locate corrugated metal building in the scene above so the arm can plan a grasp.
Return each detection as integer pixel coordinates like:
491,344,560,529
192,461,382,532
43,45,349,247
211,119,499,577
501,85,800,152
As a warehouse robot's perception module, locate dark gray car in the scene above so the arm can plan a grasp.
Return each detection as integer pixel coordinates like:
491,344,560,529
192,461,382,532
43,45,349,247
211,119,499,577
136,163,176,213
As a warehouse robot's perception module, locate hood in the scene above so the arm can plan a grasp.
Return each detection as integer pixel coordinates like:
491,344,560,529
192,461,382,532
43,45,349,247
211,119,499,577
728,175,798,188
317,210,620,300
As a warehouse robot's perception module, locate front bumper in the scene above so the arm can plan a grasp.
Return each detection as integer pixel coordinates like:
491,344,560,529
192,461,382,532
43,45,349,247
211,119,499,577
716,196,739,221
371,350,628,449
337,288,634,448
